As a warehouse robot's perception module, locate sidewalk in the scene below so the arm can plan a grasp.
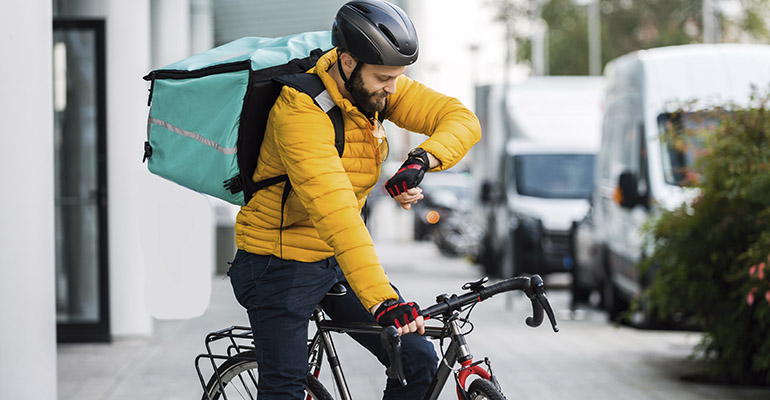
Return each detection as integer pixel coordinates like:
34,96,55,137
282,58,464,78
58,240,770,400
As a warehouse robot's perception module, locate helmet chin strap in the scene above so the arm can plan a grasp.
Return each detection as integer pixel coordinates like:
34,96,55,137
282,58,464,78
337,53,377,118
337,57,362,94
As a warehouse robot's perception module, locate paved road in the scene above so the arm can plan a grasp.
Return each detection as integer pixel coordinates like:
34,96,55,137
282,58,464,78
58,240,770,399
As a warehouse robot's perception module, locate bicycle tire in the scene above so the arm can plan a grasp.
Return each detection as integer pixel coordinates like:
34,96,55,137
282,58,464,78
467,378,507,400
202,350,333,400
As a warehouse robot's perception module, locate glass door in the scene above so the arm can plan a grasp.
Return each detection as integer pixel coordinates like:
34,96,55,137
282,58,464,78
53,20,110,342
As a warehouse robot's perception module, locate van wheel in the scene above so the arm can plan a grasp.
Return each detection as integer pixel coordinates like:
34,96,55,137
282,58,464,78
602,276,624,321
570,267,592,309
632,262,670,329
602,261,627,322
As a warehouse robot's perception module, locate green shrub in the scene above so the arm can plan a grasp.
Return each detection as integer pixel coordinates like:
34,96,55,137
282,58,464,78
640,88,770,385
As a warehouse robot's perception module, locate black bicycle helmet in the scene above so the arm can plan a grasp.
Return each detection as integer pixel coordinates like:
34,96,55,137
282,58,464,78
332,0,419,66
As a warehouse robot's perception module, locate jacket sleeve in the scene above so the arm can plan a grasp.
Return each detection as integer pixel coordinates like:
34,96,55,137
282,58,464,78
385,75,482,170
270,86,398,310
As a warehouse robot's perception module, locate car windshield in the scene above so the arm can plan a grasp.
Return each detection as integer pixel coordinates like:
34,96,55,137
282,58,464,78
512,154,594,199
657,111,721,186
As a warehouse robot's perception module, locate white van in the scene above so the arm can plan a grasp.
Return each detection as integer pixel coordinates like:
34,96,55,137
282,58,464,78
488,139,596,279
476,77,603,279
589,44,770,319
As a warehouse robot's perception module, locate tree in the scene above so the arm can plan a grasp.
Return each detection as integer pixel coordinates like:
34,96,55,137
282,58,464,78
492,0,770,75
640,90,770,385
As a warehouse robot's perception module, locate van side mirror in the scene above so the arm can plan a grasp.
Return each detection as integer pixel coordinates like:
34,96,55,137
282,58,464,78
614,171,647,209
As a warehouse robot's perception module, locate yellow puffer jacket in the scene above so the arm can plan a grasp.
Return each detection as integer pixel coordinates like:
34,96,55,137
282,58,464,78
235,50,481,310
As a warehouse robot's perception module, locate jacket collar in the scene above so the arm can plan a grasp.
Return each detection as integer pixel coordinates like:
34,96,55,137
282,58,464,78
314,50,374,129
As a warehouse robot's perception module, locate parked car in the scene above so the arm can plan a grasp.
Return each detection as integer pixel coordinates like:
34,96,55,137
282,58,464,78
570,205,603,308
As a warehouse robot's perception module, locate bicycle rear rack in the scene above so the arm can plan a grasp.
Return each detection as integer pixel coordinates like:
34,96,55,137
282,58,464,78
195,325,255,400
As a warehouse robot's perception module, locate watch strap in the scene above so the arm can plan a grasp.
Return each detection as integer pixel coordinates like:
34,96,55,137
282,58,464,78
408,147,429,167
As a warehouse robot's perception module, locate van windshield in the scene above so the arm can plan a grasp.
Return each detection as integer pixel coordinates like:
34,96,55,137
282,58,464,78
512,154,595,199
657,111,721,186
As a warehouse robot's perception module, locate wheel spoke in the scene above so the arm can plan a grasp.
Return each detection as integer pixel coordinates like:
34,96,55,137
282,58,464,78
204,351,332,400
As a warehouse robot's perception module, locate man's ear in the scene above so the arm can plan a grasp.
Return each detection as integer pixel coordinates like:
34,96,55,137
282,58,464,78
339,51,358,74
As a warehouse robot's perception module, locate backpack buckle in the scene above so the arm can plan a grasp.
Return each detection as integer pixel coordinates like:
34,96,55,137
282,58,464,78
223,175,244,194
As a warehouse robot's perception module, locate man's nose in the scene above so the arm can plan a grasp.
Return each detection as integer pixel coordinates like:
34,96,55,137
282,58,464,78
384,80,397,94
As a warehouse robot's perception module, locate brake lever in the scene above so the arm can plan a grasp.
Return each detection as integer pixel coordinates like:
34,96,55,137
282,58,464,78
380,326,407,386
524,275,559,333
537,291,559,333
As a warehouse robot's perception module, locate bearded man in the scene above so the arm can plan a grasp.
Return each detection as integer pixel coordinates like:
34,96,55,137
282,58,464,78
227,1,481,398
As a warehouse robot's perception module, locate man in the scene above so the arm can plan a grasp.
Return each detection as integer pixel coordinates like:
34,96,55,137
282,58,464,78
228,1,481,398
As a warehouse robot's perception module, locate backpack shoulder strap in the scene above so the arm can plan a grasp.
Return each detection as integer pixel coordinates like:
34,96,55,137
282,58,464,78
245,73,345,196
274,73,345,157
265,73,346,233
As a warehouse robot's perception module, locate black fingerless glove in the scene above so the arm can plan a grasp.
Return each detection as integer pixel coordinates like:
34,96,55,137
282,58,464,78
385,156,427,197
374,300,421,329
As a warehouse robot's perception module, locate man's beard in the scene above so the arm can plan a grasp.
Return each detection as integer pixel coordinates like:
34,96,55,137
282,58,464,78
349,71,387,116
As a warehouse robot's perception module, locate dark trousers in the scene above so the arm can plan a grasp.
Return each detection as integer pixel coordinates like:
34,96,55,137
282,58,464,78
228,249,438,400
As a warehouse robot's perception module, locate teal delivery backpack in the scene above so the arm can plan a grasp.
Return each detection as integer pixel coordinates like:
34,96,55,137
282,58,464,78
142,31,343,206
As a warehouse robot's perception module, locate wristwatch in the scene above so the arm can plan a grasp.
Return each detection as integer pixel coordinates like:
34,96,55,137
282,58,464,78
375,298,400,315
408,147,430,167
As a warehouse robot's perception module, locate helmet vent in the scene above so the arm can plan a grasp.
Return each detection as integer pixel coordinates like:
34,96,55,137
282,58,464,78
378,24,398,47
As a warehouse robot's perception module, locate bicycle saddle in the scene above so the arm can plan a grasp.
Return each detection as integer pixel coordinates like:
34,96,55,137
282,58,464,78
326,282,347,296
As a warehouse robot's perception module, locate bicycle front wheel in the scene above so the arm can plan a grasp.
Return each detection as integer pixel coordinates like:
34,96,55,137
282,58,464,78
467,378,507,400
202,350,332,400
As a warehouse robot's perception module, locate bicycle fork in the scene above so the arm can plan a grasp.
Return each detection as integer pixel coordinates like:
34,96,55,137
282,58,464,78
446,317,502,400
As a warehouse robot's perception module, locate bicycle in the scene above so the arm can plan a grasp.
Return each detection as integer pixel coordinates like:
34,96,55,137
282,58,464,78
195,274,559,400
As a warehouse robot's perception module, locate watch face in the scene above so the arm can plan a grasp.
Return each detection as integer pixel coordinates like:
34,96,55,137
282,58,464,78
381,299,399,308
409,148,426,157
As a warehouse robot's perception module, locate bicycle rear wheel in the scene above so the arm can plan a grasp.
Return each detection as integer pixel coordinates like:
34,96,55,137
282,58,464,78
202,350,332,400
467,378,507,400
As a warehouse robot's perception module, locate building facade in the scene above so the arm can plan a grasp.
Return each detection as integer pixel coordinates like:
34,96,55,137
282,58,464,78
0,1,507,398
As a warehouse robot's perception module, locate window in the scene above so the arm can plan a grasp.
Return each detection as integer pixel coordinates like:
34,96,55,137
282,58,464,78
54,20,110,342
657,111,720,186
511,154,595,199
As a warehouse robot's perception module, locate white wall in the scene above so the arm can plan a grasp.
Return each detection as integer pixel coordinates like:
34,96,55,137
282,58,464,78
0,1,57,398
191,0,215,54
105,0,156,337
151,0,191,68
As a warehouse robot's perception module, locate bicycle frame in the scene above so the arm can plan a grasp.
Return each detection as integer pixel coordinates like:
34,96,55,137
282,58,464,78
197,275,558,400
309,307,497,400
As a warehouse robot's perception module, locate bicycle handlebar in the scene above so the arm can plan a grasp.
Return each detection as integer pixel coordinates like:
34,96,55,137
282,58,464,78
382,274,559,386
420,275,559,333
